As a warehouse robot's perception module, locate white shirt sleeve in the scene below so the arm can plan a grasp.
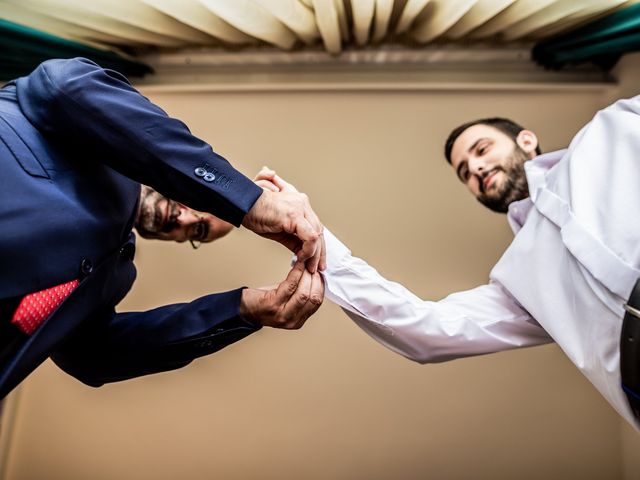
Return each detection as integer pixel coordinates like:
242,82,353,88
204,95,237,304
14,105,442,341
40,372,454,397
322,228,553,363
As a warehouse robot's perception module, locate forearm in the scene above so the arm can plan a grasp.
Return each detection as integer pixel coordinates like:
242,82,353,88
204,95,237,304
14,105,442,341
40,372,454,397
322,228,553,363
16,57,262,225
51,289,260,386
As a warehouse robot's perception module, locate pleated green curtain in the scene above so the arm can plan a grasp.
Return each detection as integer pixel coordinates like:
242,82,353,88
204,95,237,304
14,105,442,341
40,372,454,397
533,3,640,70
0,19,152,81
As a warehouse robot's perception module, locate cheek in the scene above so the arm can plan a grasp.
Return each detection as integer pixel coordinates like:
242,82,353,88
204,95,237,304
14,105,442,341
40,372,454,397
466,177,481,196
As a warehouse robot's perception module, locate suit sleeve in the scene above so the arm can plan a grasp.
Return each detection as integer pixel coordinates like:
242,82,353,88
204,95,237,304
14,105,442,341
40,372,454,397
16,57,262,226
50,288,261,387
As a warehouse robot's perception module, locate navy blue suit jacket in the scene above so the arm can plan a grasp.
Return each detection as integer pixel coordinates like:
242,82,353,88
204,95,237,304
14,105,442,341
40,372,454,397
0,58,264,397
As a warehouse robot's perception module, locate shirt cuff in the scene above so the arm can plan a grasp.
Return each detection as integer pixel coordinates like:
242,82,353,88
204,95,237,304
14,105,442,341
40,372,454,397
323,227,352,271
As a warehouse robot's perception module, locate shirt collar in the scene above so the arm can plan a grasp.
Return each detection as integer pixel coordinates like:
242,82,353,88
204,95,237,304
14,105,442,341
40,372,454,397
506,149,567,234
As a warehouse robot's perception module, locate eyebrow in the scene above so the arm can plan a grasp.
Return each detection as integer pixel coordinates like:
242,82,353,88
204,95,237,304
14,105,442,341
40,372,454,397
467,138,483,155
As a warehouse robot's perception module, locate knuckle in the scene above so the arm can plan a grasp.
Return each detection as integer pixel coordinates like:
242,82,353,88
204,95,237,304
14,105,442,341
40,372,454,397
309,294,323,307
287,319,304,330
285,281,298,296
271,316,287,328
296,293,310,305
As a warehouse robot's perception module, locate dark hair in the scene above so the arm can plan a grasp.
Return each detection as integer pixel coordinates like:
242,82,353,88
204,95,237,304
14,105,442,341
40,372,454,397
444,117,542,164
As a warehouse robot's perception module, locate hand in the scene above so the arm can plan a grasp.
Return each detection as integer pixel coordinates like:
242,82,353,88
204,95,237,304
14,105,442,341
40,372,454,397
243,168,325,273
254,166,299,194
240,261,324,329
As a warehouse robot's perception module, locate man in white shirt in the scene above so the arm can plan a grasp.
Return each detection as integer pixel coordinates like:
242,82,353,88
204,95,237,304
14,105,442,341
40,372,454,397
255,94,640,431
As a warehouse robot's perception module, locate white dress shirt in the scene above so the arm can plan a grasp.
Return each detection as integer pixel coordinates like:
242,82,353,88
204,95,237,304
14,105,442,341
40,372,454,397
323,95,640,430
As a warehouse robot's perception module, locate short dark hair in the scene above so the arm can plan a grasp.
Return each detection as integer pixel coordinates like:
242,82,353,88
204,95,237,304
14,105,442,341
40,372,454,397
444,117,541,164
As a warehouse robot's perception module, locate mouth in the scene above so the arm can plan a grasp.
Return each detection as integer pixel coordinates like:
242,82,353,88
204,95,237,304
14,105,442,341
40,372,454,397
482,170,499,191
152,198,171,232
162,198,171,229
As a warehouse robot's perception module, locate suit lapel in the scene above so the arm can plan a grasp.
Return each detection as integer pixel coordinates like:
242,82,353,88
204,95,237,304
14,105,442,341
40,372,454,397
0,245,122,398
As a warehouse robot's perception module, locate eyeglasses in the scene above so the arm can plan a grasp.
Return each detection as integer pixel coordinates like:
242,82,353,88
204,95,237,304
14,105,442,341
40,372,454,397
188,219,209,250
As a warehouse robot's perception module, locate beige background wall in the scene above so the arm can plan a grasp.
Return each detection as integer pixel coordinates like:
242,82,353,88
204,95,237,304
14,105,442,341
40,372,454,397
3,56,640,479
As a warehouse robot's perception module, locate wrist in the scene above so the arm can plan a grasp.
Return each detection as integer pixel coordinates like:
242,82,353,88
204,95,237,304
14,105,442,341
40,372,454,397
242,190,267,230
239,288,261,326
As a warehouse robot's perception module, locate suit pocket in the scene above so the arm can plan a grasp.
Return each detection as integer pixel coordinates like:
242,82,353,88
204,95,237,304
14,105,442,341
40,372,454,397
0,115,50,179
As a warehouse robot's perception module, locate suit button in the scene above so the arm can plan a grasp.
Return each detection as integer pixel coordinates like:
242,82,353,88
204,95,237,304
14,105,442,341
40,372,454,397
203,172,216,182
80,258,93,276
119,243,135,260
194,167,207,177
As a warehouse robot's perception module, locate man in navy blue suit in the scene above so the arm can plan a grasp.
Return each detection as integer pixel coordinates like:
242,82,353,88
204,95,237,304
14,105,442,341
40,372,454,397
0,57,325,398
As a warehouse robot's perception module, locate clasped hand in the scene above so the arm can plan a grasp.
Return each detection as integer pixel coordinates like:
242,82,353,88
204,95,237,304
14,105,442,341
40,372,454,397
242,174,325,274
240,260,324,329
239,167,325,329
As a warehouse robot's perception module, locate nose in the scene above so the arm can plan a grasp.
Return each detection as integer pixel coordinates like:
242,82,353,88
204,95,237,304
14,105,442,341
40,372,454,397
176,204,201,226
467,157,487,178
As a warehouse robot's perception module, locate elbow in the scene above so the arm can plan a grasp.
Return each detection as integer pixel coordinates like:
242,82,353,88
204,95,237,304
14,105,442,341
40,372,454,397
17,58,105,130
403,351,449,365
40,57,130,104
40,57,101,92
51,353,106,388
388,339,457,365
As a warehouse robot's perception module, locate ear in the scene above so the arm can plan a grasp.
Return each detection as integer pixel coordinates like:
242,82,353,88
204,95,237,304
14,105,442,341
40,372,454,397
516,130,538,158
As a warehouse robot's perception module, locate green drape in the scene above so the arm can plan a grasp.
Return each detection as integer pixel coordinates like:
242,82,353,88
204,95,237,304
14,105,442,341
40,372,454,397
533,3,640,70
0,19,152,81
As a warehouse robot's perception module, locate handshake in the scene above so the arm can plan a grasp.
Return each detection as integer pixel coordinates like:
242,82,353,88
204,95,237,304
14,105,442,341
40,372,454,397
239,167,326,330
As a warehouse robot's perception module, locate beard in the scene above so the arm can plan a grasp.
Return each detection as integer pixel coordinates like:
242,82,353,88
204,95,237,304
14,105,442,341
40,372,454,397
477,145,530,213
135,186,180,238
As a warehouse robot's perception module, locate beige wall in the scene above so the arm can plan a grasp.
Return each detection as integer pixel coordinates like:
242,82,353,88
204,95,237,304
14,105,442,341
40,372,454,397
3,60,640,479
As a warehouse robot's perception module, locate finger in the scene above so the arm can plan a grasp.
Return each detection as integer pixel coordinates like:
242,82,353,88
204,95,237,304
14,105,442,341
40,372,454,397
303,219,322,274
289,271,325,329
272,174,298,193
260,232,301,253
292,217,320,271
274,260,306,305
310,271,325,311
300,201,323,273
317,232,327,272
282,267,314,327
305,248,320,274
303,197,323,234
255,179,279,192
254,166,276,181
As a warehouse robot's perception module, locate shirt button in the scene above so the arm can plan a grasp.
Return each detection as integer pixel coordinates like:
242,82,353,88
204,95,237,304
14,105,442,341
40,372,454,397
194,167,207,177
203,172,216,182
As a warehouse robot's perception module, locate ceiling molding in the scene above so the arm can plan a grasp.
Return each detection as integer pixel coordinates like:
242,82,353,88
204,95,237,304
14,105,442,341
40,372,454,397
135,45,616,92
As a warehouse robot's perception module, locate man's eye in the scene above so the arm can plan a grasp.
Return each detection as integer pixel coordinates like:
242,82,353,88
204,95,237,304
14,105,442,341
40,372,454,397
193,222,205,240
